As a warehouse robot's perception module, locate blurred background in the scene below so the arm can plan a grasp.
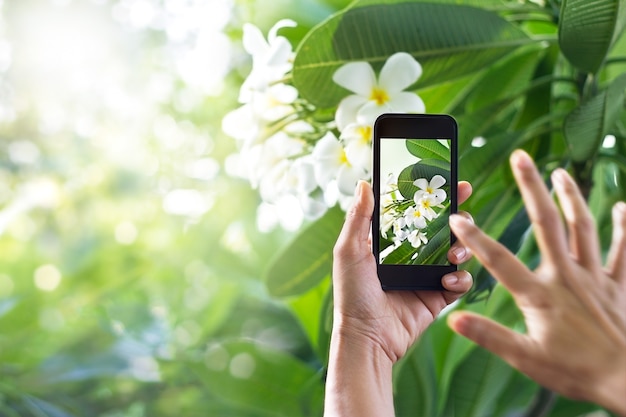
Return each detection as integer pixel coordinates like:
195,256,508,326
0,0,347,415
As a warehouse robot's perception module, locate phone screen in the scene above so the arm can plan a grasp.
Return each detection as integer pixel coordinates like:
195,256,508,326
378,137,452,265
373,114,457,290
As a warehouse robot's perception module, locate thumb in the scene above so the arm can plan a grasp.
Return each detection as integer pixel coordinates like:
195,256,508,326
333,181,374,260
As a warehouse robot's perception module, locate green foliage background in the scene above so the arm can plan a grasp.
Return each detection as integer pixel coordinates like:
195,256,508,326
1,0,625,416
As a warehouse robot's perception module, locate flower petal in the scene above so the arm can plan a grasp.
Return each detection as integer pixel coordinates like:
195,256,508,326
265,37,293,68
345,139,372,173
222,104,259,143
242,23,268,57
378,52,422,93
429,175,446,189
332,62,376,96
414,178,428,191
433,189,447,204
336,95,368,131
386,92,425,114
268,19,297,42
336,164,364,195
356,100,392,126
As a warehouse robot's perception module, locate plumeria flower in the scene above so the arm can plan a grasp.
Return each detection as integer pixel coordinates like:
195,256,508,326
381,211,396,239
340,122,373,175
393,221,409,244
333,52,425,131
221,103,259,144
404,205,428,229
239,19,297,103
414,174,447,204
246,131,305,189
312,132,364,196
408,229,428,248
250,83,298,122
414,195,440,221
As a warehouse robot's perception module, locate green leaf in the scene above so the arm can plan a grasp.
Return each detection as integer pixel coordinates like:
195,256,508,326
263,206,344,297
393,330,438,417
22,395,76,417
354,0,507,7
564,73,626,162
411,210,451,265
382,209,450,265
442,346,514,417
287,277,331,355
293,2,532,108
464,45,546,112
406,139,451,162
196,340,323,417
559,0,626,74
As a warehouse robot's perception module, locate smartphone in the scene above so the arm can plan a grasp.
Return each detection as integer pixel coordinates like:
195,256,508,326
372,113,458,290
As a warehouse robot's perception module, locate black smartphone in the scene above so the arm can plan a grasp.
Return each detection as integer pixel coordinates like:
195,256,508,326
372,113,458,290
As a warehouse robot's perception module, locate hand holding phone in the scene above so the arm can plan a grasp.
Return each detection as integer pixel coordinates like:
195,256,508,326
373,113,458,290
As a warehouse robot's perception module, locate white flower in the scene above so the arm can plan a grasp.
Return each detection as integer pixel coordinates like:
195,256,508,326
340,122,372,174
404,205,428,229
221,103,259,144
239,19,297,103
408,229,428,248
414,195,439,221
312,132,364,196
245,132,305,189
250,83,298,122
393,222,409,244
333,52,425,131
414,174,447,204
381,211,395,239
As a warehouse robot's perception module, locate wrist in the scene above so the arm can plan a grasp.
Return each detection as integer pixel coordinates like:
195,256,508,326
593,360,626,417
324,319,395,417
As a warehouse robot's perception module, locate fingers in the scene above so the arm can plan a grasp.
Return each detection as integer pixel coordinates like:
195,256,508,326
441,270,473,304
551,168,602,274
449,213,534,297
448,211,474,264
606,201,626,285
333,181,374,261
458,181,472,206
447,311,529,369
510,150,569,270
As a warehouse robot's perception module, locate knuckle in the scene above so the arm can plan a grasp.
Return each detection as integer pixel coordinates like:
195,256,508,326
532,207,560,229
572,212,596,235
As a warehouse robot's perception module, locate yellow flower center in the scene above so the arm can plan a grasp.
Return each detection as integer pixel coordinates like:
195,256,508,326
421,200,431,209
339,149,350,166
358,125,372,144
369,87,390,106
426,187,433,194
413,209,422,218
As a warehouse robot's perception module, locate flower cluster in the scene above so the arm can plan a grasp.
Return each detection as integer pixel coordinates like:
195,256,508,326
222,20,426,230
381,174,447,259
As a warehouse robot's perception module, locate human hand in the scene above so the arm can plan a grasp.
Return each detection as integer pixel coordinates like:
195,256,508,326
331,180,474,364
448,150,626,416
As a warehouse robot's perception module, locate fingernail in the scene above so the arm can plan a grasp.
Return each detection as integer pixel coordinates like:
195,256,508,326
449,214,469,227
550,168,566,188
451,246,466,261
443,274,459,286
511,149,533,170
355,181,364,198
615,201,626,214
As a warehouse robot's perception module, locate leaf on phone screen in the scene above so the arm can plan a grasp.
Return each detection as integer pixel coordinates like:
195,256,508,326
406,139,451,162
411,212,451,265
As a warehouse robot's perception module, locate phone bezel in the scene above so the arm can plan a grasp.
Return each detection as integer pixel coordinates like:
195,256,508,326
373,113,458,291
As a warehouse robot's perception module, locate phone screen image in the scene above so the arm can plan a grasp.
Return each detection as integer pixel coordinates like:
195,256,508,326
379,138,452,266
372,113,457,290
